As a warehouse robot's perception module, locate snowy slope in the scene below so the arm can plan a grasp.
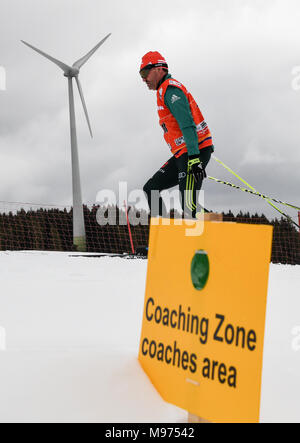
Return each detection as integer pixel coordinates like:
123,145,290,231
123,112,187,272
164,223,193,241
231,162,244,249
0,251,299,423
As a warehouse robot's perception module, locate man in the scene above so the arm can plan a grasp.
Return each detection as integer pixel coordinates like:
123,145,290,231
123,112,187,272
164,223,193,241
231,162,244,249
140,51,214,219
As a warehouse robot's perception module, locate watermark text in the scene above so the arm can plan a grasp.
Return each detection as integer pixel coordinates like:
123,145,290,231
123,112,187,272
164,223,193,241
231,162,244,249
95,183,206,236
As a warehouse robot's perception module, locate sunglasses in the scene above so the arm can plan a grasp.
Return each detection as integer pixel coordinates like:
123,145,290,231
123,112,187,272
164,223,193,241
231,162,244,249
139,67,153,79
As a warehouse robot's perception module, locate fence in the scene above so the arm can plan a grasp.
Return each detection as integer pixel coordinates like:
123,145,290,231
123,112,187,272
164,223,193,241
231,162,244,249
0,203,299,264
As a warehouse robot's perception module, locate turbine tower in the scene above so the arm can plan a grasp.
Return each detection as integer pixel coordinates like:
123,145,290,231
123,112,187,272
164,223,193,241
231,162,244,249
22,34,111,252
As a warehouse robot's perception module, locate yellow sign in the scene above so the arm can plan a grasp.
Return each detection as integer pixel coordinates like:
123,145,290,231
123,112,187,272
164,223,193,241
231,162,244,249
138,219,273,423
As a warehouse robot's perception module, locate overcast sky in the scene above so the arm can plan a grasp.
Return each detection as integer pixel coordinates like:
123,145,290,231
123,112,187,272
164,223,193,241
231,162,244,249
1,0,300,221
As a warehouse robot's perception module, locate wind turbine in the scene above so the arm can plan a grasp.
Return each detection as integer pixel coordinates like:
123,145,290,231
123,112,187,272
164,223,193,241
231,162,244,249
22,34,111,252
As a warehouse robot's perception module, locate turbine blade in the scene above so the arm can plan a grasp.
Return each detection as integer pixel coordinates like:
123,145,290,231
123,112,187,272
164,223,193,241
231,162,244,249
73,33,111,69
21,40,72,74
75,77,93,138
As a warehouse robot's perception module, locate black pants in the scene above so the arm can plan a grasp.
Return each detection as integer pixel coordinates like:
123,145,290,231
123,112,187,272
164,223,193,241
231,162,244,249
143,146,213,219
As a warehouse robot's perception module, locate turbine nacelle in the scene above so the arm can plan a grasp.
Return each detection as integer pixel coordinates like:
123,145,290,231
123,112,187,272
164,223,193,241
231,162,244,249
63,67,80,78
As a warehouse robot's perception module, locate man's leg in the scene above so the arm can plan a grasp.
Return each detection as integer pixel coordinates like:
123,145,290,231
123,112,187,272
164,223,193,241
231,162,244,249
143,156,178,217
177,146,213,218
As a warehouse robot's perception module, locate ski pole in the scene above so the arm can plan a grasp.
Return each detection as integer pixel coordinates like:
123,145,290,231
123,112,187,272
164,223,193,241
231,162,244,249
207,176,300,211
212,155,299,227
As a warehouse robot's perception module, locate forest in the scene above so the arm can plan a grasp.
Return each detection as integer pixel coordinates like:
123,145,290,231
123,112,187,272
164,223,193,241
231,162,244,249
0,206,298,264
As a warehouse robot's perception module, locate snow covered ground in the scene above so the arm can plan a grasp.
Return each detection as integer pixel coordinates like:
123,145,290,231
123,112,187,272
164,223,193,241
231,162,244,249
0,251,299,423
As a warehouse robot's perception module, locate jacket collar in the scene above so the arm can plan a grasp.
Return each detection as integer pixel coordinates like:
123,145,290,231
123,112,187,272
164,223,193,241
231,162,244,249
156,73,172,90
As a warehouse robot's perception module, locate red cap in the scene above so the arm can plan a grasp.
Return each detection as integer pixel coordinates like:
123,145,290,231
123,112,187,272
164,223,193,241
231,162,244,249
139,51,168,72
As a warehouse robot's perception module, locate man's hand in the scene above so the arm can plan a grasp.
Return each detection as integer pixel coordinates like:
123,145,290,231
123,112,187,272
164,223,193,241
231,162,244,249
187,155,207,183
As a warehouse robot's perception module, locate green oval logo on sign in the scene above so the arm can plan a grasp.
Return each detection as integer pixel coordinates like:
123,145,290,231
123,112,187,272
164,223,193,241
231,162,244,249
191,250,209,291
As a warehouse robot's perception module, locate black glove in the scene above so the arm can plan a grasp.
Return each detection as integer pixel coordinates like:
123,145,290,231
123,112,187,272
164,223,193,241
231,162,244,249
187,154,207,183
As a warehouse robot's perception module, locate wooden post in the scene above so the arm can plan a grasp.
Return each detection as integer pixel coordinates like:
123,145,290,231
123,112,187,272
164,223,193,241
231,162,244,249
202,212,223,222
188,414,211,423
188,212,222,424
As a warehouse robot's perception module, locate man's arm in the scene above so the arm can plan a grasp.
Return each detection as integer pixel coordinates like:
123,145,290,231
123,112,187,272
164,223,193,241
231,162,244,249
164,86,199,156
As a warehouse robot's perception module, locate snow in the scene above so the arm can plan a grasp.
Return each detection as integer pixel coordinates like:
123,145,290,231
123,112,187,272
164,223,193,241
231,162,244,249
0,251,299,423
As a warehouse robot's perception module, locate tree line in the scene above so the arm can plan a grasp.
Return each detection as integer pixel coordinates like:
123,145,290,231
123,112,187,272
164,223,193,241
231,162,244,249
0,206,298,264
